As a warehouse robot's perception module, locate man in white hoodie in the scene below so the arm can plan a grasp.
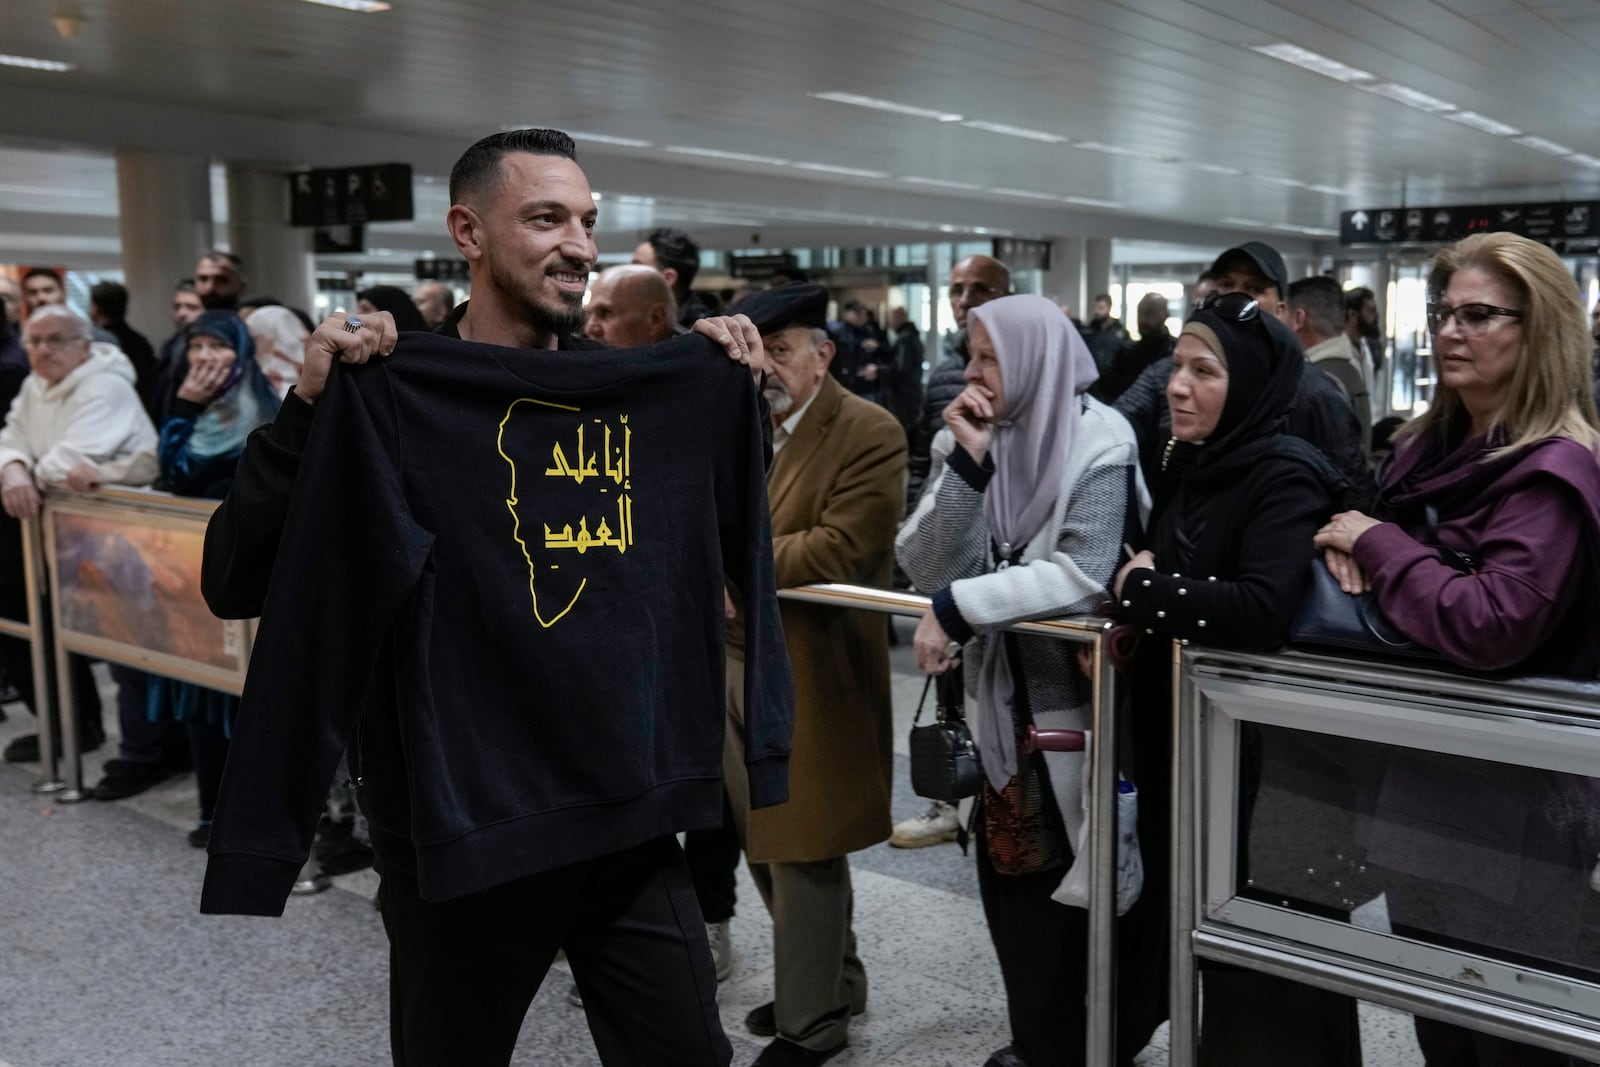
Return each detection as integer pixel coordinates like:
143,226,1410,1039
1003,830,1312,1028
0,305,159,764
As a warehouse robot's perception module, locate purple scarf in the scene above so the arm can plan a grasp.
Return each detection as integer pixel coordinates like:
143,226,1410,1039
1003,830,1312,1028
967,295,1099,790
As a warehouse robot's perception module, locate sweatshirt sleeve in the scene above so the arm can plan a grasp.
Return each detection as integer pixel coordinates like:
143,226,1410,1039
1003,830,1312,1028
1353,476,1586,670
201,391,316,619
716,370,793,810
201,361,434,916
1119,464,1330,651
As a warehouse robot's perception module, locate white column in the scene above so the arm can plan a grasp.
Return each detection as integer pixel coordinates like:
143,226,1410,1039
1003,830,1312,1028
115,151,213,341
226,163,314,312
1040,236,1086,317
1085,238,1113,308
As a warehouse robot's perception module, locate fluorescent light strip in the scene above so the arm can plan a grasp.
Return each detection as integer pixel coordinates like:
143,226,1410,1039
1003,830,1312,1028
793,162,892,179
988,187,1061,201
564,131,654,148
960,120,1068,143
1362,82,1456,113
1190,162,1245,176
1250,42,1374,84
1442,111,1521,137
299,0,391,11
0,183,101,197
1073,141,1135,156
1566,153,1600,170
663,146,790,167
1062,196,1122,209
898,176,983,191
1307,184,1348,197
808,91,963,123
0,53,75,72
1256,174,1309,189
1514,135,1573,156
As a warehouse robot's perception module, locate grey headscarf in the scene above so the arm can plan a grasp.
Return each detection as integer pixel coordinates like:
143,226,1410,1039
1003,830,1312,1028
967,294,1099,791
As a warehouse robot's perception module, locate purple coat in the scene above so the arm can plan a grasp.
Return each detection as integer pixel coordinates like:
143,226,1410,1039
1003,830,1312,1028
1354,431,1600,676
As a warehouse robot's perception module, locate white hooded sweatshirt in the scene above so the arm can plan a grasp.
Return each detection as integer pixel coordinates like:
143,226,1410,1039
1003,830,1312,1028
0,342,159,487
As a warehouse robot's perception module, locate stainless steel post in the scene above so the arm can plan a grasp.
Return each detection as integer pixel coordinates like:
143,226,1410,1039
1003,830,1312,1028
1085,627,1119,1065
24,515,65,795
1169,642,1199,1067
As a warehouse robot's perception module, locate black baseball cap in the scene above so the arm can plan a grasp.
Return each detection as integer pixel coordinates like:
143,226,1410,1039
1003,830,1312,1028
1209,241,1289,297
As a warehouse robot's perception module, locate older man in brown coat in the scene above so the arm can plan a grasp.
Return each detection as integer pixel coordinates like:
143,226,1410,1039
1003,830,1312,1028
723,283,906,1067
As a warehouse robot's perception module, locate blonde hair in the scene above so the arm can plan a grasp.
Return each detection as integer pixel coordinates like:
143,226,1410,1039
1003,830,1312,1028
1401,232,1600,457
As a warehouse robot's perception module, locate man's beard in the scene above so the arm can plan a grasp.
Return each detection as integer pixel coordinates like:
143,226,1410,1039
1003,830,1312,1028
200,291,239,311
493,258,587,339
763,380,794,417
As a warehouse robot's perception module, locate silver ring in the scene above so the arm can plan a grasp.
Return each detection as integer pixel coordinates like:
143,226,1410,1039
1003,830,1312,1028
342,316,363,334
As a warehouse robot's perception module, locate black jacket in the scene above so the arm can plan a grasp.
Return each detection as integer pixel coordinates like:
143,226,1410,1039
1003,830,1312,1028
200,327,793,916
881,322,925,436
907,335,971,508
1094,329,1173,405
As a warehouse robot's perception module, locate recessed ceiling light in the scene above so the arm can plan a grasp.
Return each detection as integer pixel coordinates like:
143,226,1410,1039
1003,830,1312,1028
1257,175,1309,189
898,176,983,191
960,120,1068,143
1565,153,1600,169
938,224,959,233
591,192,603,201
1222,216,1270,228
663,146,790,166
988,187,1061,201
0,53,75,72
1514,135,1573,156
1250,42,1374,83
1297,226,1339,237
563,131,655,148
793,162,892,178
1307,184,1347,196
1062,196,1122,209
1442,111,1522,137
1363,82,1457,113
1190,162,1246,176
972,227,990,235
808,92,963,123
299,0,391,11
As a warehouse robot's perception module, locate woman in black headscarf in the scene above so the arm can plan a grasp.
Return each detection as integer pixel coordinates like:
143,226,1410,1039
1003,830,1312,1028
1112,292,1356,1066
356,285,431,334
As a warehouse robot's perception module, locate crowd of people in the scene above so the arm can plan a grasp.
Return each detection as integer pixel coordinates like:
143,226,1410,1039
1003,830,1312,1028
1,125,1598,1067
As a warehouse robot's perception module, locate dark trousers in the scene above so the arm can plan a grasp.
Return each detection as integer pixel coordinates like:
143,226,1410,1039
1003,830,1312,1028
683,790,740,924
977,840,1090,1067
186,716,229,823
1199,964,1360,1067
1412,1015,1580,1066
0,631,101,737
107,664,182,765
377,835,731,1067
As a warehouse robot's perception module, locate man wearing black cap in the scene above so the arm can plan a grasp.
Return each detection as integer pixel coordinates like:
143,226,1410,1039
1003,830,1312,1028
724,283,906,1066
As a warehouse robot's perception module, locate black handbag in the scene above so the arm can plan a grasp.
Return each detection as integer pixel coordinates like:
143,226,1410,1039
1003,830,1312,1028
1291,508,1478,659
908,665,983,804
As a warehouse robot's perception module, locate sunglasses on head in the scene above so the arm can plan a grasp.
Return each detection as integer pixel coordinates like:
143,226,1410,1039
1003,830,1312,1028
1193,290,1261,322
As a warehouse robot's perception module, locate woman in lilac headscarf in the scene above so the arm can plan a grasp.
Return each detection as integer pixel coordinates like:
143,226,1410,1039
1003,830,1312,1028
896,294,1146,1067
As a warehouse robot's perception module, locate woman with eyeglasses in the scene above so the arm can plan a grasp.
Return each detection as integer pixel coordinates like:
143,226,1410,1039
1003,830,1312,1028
897,294,1145,1067
1314,233,1600,1066
1112,291,1356,1066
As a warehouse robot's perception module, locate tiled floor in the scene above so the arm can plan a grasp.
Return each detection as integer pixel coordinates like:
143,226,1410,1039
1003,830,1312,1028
0,633,1429,1066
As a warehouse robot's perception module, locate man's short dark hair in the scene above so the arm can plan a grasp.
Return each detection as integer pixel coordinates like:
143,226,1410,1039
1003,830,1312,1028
21,267,63,287
450,129,578,206
645,227,700,296
1288,276,1346,338
1345,286,1375,312
1093,292,1113,305
841,298,866,314
175,279,196,293
90,280,129,321
198,250,242,270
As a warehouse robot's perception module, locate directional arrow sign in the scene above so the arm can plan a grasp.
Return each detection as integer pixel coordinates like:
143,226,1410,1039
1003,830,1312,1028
1351,210,1369,230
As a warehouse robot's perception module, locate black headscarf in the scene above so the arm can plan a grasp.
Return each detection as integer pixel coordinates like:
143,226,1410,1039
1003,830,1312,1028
357,285,431,334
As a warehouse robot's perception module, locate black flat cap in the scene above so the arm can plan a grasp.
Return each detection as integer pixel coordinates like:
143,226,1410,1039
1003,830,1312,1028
735,282,829,335
1211,241,1289,296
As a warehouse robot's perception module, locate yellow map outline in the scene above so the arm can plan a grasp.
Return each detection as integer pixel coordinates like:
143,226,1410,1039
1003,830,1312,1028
497,397,587,628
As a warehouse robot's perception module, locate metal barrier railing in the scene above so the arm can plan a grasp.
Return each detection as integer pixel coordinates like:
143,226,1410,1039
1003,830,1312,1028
1170,645,1600,1065
777,582,1123,1067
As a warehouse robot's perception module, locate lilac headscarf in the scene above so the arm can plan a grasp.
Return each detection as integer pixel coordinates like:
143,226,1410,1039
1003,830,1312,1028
966,294,1099,791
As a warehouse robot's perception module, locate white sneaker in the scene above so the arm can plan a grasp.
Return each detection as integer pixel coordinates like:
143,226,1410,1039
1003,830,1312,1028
706,919,733,981
889,801,961,848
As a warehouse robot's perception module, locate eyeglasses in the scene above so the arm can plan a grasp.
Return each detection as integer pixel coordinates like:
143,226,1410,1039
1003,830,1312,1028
1426,302,1523,336
1193,291,1261,322
22,333,87,350
948,282,1004,301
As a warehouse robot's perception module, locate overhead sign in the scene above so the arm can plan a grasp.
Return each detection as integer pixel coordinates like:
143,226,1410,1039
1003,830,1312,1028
415,258,471,282
729,252,799,280
288,163,415,227
1341,200,1600,246
992,237,1051,271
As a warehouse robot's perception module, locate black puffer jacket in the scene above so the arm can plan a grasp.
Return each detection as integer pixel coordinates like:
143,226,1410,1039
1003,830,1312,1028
907,333,970,509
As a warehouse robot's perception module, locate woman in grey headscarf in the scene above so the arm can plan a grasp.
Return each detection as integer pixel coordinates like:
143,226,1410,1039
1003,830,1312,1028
896,293,1146,1067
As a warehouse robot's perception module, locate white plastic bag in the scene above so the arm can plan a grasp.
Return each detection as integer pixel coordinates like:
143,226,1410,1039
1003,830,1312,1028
1053,775,1144,916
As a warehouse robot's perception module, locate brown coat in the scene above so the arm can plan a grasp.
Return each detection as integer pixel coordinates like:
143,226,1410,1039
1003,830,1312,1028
729,376,907,863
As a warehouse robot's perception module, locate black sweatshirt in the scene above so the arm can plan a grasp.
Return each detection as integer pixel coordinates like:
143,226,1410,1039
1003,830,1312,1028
200,331,793,915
